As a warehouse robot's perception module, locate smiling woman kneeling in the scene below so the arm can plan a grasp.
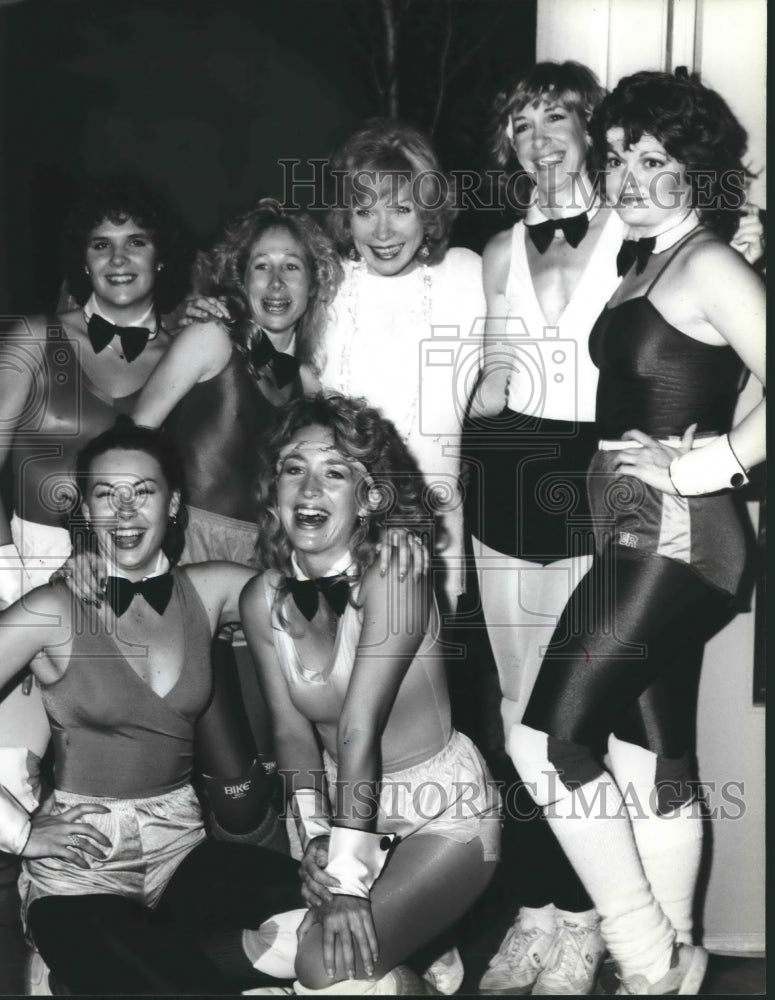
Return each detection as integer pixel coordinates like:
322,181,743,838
0,419,304,995
241,394,501,995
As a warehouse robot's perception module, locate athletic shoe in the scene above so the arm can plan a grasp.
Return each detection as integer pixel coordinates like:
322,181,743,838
532,913,605,995
478,919,556,994
242,988,294,996
615,943,708,995
422,947,464,995
293,965,438,994
24,950,53,996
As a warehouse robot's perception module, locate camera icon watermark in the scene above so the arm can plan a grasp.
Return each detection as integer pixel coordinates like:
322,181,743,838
419,316,579,437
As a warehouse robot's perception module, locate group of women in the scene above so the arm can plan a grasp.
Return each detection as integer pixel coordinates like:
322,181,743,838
0,59,765,997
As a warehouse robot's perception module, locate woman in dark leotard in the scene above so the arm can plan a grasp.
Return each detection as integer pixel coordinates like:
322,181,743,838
0,418,304,995
508,71,765,996
133,200,342,837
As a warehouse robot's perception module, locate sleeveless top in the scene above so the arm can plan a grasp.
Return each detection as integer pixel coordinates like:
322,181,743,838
40,568,212,798
164,348,295,522
503,210,623,423
8,318,142,526
265,575,451,773
589,229,747,439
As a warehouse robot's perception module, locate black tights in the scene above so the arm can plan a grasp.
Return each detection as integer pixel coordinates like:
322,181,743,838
524,553,733,759
28,840,302,995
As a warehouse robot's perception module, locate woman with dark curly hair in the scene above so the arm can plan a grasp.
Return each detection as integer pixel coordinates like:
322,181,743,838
241,393,500,995
0,419,305,995
0,180,177,926
508,70,765,996
130,198,343,847
469,62,763,997
315,119,486,614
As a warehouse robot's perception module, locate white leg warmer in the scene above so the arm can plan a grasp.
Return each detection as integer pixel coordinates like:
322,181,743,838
508,723,675,982
608,735,702,945
242,909,306,980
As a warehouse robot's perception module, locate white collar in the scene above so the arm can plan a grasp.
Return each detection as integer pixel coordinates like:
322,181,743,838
525,195,602,228
104,550,170,582
290,551,355,581
626,211,701,254
84,294,157,335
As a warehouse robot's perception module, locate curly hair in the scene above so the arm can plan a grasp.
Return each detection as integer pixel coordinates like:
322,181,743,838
193,198,342,368
489,61,606,211
590,70,752,241
72,416,188,566
62,176,189,314
254,393,441,587
326,118,458,266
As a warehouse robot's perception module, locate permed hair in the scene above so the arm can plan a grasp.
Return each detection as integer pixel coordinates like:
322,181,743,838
590,70,752,240
326,118,458,265
254,393,442,584
73,416,188,566
193,198,343,368
62,176,189,313
491,61,606,168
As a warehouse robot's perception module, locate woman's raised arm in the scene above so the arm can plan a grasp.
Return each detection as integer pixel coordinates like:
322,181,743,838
133,320,232,427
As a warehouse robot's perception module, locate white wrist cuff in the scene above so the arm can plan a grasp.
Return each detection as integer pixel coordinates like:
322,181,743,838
292,789,331,851
0,543,30,609
325,826,396,899
669,434,749,496
0,787,32,855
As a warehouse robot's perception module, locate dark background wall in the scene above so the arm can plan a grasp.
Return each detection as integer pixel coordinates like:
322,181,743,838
0,0,535,313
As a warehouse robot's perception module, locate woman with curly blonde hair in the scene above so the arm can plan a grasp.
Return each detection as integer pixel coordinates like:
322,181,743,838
241,393,500,996
129,198,343,849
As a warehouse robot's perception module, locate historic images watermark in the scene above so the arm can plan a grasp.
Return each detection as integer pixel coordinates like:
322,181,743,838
279,161,748,214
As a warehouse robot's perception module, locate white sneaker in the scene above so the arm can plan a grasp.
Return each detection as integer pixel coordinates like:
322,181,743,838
615,943,708,995
532,914,605,995
24,950,53,996
422,947,464,995
242,988,294,996
478,919,556,994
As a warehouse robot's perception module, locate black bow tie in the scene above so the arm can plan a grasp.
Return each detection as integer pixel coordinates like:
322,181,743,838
616,237,657,276
286,576,352,621
105,573,174,618
87,313,153,363
526,212,589,254
250,332,300,389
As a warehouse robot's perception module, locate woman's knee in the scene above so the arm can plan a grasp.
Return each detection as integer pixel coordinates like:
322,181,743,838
507,723,603,807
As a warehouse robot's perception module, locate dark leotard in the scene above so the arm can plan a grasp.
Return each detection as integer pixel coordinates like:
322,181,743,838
589,231,746,440
41,569,212,798
8,319,141,527
163,349,291,523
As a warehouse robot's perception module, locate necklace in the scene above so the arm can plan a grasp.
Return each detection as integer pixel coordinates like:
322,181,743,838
339,260,433,440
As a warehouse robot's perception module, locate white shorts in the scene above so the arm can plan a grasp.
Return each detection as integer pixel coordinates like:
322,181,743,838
19,784,206,929
325,730,501,862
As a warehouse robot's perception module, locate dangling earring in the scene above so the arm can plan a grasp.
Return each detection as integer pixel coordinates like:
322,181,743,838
416,235,431,261
169,512,178,525
84,266,90,275
157,263,165,272
358,510,368,525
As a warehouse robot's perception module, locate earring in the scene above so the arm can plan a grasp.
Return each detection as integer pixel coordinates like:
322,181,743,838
169,512,178,525
358,511,367,525
348,246,362,262
84,266,90,275
416,236,431,261
157,263,164,272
